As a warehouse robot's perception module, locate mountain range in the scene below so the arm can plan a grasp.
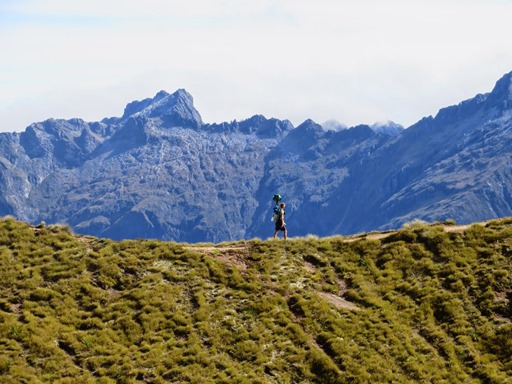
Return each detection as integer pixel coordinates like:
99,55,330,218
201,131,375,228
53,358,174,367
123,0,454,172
1,71,512,242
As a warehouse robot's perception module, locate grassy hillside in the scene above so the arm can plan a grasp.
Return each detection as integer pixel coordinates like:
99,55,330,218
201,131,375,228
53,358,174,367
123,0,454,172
0,217,511,383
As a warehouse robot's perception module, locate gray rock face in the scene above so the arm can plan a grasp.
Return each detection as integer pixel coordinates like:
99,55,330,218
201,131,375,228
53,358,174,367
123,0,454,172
2,74,512,242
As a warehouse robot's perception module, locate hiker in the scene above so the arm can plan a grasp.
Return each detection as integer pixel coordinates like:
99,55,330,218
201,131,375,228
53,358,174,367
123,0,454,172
273,202,287,239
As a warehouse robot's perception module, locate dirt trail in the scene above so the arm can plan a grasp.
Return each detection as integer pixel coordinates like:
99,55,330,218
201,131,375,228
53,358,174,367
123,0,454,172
186,245,250,271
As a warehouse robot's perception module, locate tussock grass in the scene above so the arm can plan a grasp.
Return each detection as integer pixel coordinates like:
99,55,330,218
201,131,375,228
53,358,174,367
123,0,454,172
0,217,511,382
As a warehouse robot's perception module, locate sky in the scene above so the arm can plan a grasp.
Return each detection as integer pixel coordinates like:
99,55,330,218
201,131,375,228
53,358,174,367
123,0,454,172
1,0,512,133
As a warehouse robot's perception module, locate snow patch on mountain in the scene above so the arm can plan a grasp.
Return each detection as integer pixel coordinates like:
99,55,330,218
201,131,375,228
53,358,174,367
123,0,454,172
370,121,404,136
321,119,347,131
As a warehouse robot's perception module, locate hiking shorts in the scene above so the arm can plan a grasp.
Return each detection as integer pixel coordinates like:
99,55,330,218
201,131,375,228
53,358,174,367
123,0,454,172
275,222,286,232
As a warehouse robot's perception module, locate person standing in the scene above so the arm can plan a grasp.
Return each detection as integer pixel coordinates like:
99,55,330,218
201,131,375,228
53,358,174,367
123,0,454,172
273,202,287,240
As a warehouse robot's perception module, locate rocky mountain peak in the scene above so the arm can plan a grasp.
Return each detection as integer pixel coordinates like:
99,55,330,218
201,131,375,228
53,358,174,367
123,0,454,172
296,119,323,132
434,71,512,125
486,71,512,110
491,71,512,97
122,88,202,128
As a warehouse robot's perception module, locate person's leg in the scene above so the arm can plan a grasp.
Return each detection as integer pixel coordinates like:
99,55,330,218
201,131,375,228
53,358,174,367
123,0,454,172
274,229,278,238
283,228,287,240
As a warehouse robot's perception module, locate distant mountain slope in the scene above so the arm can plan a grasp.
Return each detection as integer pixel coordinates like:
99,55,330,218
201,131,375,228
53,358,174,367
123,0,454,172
249,71,512,238
352,71,512,232
1,72,512,241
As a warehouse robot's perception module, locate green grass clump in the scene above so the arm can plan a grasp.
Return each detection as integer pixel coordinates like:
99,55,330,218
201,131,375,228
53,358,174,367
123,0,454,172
0,216,511,382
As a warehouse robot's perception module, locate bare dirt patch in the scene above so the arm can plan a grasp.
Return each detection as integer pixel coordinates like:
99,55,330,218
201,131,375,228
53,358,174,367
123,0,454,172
187,245,249,271
11,303,21,315
316,291,362,311
303,262,317,274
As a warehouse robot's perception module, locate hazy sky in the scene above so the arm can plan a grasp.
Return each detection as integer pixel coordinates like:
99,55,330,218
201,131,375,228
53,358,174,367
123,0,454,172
1,0,512,133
